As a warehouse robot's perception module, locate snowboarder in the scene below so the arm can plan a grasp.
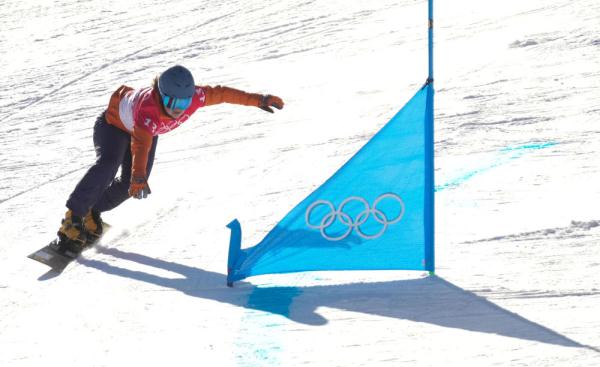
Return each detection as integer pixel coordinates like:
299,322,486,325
55,64,284,253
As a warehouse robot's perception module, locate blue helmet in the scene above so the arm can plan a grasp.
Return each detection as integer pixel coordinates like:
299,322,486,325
158,65,195,110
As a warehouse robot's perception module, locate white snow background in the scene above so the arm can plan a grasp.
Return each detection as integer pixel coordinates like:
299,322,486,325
1,0,599,366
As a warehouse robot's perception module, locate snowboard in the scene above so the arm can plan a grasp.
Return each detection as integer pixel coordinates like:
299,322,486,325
28,223,111,273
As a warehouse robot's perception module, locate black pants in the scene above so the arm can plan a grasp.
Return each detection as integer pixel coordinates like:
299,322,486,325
66,111,158,217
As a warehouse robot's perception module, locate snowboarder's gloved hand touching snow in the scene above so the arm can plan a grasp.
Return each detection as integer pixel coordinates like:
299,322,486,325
129,177,151,199
259,94,284,113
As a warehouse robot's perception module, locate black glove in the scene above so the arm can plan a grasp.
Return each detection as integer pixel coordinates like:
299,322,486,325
129,176,152,199
259,94,284,113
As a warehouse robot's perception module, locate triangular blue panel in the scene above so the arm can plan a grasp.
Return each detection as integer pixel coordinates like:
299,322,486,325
227,84,434,285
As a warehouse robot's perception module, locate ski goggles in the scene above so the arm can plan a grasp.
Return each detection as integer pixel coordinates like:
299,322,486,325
160,92,192,111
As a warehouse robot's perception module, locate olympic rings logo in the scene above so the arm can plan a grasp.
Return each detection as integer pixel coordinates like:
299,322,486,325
305,193,405,241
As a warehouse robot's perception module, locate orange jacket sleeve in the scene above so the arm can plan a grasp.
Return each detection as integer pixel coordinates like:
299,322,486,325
202,85,262,107
130,125,154,179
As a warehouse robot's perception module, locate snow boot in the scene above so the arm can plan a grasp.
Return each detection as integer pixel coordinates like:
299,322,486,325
84,209,104,240
56,210,87,254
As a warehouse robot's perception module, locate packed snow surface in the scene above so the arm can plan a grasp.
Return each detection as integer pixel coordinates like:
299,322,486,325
1,0,599,366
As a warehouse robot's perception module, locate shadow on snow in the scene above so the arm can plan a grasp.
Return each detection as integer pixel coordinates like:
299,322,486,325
71,245,592,351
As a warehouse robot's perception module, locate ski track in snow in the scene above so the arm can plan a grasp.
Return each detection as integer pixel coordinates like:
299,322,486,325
1,0,600,366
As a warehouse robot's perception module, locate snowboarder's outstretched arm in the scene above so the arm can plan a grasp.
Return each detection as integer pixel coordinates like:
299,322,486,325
201,85,284,113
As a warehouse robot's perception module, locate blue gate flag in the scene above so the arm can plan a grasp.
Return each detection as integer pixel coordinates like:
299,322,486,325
226,83,435,285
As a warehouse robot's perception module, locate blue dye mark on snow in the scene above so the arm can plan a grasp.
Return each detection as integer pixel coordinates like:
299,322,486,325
436,142,558,192
235,286,302,366
498,142,558,153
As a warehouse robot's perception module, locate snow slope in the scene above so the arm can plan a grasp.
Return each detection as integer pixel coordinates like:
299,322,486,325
1,0,599,365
